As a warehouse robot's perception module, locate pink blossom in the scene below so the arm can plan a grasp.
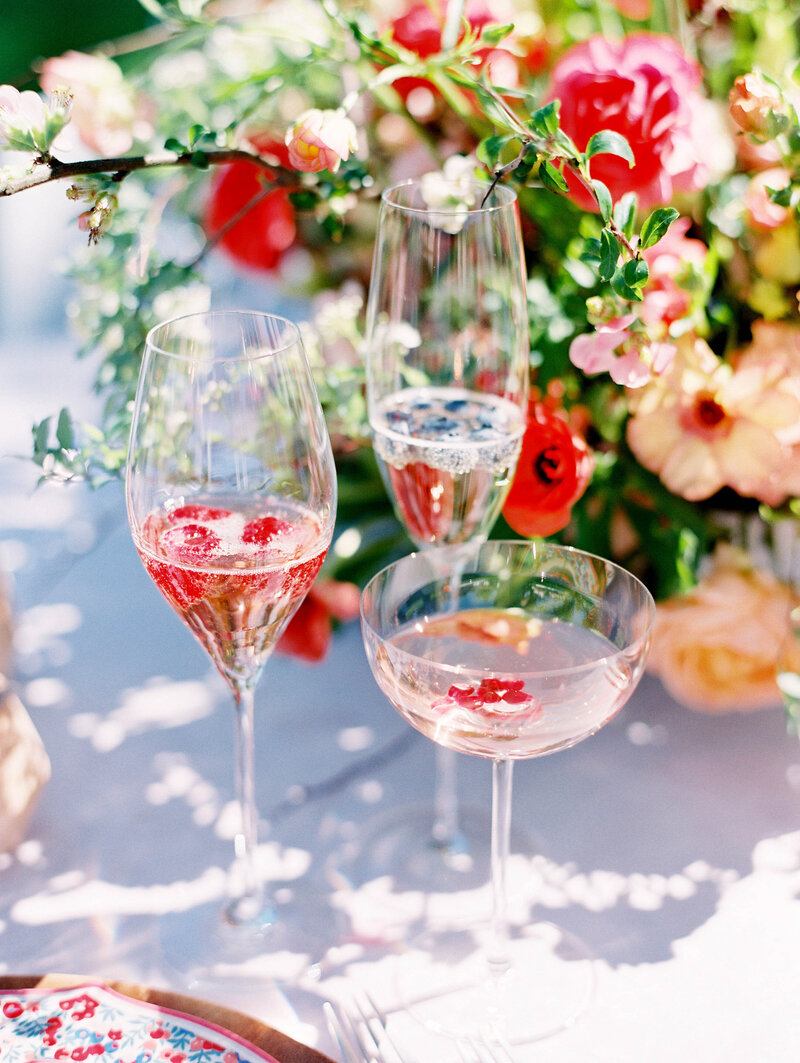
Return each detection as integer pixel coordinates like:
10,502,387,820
569,325,675,387
544,33,733,211
626,335,800,502
0,84,71,154
285,109,358,173
640,217,709,329
40,50,151,156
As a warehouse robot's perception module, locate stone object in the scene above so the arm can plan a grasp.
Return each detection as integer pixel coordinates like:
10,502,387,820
0,678,50,853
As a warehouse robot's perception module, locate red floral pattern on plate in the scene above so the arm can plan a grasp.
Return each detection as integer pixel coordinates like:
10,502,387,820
0,984,280,1063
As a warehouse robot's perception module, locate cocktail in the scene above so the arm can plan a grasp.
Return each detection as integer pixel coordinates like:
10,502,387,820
126,309,337,976
361,540,655,1042
358,175,529,884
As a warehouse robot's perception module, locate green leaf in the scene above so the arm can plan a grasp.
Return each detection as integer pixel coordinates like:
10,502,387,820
539,160,569,194
623,256,650,288
585,130,635,166
611,270,644,302
591,179,612,222
480,22,514,45
164,137,187,154
526,100,560,139
477,133,516,169
33,417,51,458
190,151,209,169
639,206,680,250
56,408,74,450
580,237,602,264
614,192,637,241
768,183,793,207
468,82,519,132
599,228,620,281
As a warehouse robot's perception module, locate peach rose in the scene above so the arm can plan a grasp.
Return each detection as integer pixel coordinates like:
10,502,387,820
648,544,800,712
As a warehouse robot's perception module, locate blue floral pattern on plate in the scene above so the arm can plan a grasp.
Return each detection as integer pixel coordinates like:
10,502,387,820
0,983,280,1063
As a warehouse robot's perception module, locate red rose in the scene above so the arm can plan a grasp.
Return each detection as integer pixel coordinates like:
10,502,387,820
276,579,361,662
544,33,724,211
205,139,296,271
388,0,532,102
502,402,593,537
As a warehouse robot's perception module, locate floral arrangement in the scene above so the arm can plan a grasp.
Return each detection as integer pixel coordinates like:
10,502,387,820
1,0,799,710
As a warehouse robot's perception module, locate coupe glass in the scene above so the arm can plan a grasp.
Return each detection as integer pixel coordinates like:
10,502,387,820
359,176,529,886
361,540,655,1043
126,310,337,978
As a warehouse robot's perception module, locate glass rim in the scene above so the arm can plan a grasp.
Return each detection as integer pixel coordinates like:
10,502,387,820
360,539,656,680
144,308,302,362
381,177,518,215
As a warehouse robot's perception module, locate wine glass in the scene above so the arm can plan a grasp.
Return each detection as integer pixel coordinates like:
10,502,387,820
361,540,655,1043
357,175,529,886
125,309,337,979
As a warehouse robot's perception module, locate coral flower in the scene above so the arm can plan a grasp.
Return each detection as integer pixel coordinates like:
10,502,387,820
626,335,800,503
205,138,296,271
276,579,361,662
502,402,593,537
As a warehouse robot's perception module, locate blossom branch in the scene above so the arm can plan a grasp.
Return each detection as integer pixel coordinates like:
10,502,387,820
0,146,292,196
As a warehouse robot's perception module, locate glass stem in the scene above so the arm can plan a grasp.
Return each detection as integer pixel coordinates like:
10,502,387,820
432,745,461,849
488,757,513,974
227,681,266,926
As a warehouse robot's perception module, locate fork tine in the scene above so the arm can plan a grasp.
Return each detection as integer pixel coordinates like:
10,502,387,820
323,1001,363,1063
353,992,405,1063
459,1035,516,1063
324,995,406,1063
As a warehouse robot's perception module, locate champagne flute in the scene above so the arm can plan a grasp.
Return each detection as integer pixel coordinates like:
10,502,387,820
361,540,655,1043
126,309,336,976
358,175,529,885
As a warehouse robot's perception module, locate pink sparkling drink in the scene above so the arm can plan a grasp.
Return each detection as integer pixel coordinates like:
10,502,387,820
134,495,328,686
365,606,634,759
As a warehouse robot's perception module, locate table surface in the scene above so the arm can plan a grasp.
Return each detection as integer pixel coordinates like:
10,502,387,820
2,200,800,1062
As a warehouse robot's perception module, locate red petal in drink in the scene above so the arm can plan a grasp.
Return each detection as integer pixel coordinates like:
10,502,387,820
386,461,455,544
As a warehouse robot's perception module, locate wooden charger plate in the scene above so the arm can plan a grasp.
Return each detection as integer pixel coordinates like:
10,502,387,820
0,973,334,1063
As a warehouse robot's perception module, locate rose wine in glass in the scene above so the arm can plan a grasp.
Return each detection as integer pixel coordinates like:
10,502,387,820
126,310,336,980
361,540,655,1043
357,175,529,886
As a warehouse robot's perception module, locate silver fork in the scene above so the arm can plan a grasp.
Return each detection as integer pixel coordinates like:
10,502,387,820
456,1036,516,1063
324,993,409,1063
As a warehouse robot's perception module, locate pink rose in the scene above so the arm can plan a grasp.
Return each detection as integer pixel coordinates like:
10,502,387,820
544,33,731,210
285,109,358,173
648,545,800,713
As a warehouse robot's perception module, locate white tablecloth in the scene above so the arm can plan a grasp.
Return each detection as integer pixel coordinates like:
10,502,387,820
2,211,800,1062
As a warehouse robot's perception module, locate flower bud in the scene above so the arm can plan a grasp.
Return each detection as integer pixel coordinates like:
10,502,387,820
285,109,358,173
729,72,788,139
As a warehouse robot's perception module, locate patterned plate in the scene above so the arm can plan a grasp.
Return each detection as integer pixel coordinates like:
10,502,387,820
0,980,322,1063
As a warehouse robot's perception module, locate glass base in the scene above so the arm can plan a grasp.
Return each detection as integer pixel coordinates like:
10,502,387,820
158,881,346,993
328,802,534,898
393,921,596,1045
